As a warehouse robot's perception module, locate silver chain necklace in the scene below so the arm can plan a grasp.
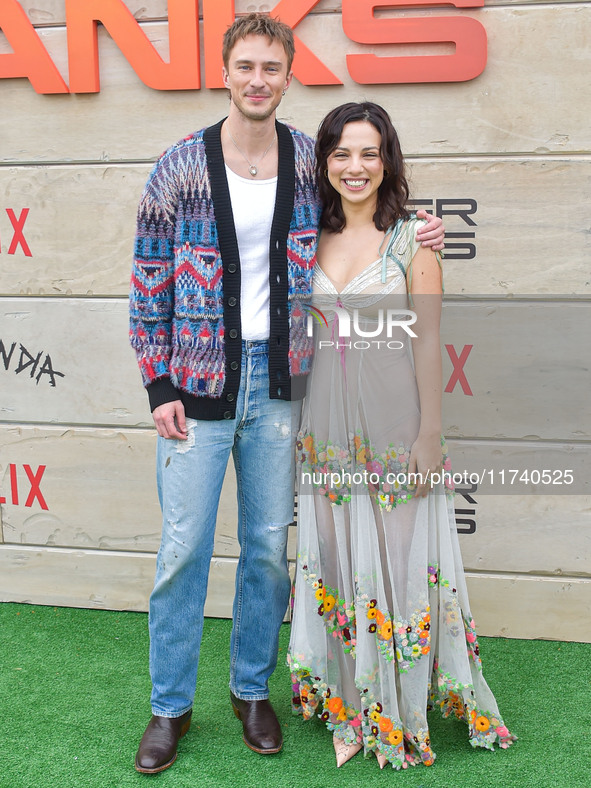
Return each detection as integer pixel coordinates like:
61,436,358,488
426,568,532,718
226,127,277,177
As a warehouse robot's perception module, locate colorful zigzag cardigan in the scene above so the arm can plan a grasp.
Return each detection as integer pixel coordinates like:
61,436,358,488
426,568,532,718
130,119,320,420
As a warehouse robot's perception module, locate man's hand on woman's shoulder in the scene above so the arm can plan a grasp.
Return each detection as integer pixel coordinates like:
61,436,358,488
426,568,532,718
415,210,445,252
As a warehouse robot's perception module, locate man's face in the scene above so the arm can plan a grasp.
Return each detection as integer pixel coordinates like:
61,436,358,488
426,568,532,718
222,34,292,122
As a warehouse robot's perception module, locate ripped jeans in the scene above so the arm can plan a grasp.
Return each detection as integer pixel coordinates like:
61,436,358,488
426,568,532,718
149,341,298,716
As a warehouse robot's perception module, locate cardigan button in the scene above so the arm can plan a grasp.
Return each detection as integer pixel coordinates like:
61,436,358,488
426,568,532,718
223,411,232,419
229,329,238,339
228,297,237,307
226,393,235,402
230,361,239,371
228,263,237,273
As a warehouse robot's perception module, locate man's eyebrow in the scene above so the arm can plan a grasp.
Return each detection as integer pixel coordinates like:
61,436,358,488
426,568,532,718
234,59,284,67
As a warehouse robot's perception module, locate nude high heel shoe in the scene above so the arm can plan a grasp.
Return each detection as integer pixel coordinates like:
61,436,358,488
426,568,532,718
333,735,362,767
376,751,389,769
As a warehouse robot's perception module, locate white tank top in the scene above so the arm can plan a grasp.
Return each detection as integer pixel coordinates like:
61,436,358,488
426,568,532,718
225,165,278,340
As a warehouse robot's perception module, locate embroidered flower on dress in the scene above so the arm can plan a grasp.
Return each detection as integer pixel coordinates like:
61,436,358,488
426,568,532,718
428,563,439,587
299,557,356,654
463,615,482,668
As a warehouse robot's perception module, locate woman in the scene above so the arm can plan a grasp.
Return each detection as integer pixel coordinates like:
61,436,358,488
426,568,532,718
288,103,515,770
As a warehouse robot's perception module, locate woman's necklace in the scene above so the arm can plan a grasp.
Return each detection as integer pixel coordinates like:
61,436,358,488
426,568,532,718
226,127,277,177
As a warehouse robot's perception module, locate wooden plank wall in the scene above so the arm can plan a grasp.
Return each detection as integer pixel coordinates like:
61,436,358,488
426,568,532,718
1,1,590,640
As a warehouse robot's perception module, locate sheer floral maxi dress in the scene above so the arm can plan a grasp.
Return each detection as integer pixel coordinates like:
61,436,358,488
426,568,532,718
288,218,515,769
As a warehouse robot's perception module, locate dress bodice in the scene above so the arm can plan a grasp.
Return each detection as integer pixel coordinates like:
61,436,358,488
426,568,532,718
312,217,425,314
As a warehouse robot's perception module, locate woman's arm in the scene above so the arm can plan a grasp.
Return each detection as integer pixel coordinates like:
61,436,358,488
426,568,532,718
407,245,444,497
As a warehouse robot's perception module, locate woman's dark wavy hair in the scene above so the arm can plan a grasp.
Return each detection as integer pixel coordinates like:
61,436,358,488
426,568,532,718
316,102,410,233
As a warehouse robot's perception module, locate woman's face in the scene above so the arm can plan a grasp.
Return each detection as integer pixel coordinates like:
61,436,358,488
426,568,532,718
326,121,384,210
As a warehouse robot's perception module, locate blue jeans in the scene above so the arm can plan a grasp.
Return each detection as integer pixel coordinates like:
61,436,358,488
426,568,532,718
149,341,297,717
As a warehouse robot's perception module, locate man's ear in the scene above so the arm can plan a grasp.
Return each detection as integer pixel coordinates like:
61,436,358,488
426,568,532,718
284,71,293,92
222,67,230,89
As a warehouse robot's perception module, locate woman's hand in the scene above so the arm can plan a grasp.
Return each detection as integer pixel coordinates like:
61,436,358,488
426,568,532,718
408,433,443,498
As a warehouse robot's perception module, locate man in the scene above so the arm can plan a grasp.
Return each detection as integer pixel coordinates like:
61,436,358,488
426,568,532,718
130,13,444,774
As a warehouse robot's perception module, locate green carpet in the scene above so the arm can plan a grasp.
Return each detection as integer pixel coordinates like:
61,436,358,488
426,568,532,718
1,603,590,788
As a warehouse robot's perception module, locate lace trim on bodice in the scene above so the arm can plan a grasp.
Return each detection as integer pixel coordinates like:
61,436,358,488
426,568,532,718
313,217,424,310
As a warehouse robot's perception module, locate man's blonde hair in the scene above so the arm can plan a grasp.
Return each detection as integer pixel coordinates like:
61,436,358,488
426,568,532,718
222,13,295,73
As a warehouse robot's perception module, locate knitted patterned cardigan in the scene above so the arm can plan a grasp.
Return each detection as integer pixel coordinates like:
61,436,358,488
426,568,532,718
130,119,320,420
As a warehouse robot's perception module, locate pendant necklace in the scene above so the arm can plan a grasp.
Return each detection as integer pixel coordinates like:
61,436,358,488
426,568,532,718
227,127,277,177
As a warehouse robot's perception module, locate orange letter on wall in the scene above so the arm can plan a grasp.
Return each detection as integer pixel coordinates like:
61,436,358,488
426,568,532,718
271,0,342,85
65,0,200,93
343,0,487,84
203,0,233,89
0,0,69,93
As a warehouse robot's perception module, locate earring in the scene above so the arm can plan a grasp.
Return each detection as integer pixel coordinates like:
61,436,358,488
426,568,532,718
324,169,328,177
383,169,389,177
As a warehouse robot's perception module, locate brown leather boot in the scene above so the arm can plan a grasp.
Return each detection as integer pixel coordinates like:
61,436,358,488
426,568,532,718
230,692,282,754
134,710,192,773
